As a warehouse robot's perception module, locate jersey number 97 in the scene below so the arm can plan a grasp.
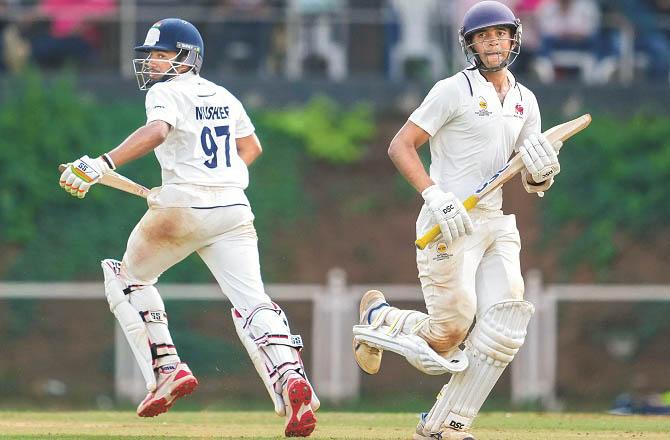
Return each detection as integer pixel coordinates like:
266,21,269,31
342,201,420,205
200,125,231,168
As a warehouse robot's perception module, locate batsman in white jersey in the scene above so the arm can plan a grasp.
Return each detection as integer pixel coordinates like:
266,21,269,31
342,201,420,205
58,18,318,437
352,2,562,439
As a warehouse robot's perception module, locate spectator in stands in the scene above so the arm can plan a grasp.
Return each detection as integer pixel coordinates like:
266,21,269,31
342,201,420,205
387,0,444,80
512,0,544,75
0,0,30,72
285,0,346,80
612,0,670,81
533,0,603,83
20,0,116,69
207,0,278,75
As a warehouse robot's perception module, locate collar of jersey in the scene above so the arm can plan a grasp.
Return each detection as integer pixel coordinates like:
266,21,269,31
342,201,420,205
471,68,516,88
170,71,198,83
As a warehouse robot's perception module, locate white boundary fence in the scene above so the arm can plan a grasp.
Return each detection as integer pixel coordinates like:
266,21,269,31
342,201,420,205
2,271,670,406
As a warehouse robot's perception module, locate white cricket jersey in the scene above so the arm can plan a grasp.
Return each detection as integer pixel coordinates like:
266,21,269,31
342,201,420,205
144,72,255,208
409,68,541,211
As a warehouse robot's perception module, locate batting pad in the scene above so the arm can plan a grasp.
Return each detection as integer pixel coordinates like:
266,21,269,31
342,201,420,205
232,303,319,417
422,300,534,435
102,259,156,392
353,325,468,375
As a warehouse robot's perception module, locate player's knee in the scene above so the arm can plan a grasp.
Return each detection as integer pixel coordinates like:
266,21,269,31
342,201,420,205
421,294,475,353
423,318,472,354
247,305,290,335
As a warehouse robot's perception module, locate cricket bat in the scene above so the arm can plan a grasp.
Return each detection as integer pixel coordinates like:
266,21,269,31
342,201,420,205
414,113,592,250
58,164,150,199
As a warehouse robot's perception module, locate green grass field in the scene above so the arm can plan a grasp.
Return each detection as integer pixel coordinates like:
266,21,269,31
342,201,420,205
0,411,669,439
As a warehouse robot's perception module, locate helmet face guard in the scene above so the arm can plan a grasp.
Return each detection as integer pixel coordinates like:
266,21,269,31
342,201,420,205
458,1,522,72
459,22,522,72
132,18,204,90
133,49,200,90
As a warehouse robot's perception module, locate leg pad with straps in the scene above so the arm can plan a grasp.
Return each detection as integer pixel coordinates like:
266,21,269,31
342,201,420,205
232,303,319,416
353,308,468,375
421,300,534,436
102,259,157,392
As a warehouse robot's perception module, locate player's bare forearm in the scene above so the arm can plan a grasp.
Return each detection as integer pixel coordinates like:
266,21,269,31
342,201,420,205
388,121,434,193
237,133,263,166
106,121,170,167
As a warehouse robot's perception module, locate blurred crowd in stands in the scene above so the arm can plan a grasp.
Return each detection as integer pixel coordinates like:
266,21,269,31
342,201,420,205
0,0,669,85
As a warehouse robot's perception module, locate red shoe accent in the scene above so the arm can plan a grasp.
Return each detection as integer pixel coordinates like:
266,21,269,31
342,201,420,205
284,377,317,437
175,369,189,380
137,363,199,418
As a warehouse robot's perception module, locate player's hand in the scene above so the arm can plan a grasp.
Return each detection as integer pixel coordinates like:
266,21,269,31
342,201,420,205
59,155,111,198
422,185,474,246
519,134,562,183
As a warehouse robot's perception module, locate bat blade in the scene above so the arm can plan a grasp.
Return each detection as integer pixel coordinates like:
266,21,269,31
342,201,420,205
58,163,150,199
414,113,591,250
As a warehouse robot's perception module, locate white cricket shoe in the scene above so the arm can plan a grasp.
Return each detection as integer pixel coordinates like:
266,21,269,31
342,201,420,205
413,413,476,440
137,362,199,417
353,289,387,374
282,375,317,437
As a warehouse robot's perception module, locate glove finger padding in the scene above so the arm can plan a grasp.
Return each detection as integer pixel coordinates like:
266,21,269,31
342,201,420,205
439,220,454,245
453,215,466,237
537,134,558,163
447,218,459,243
77,182,91,198
463,212,474,235
59,166,72,189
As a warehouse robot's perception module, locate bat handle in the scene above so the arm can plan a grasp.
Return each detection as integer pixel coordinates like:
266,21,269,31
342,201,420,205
58,164,67,172
414,195,479,250
415,225,441,250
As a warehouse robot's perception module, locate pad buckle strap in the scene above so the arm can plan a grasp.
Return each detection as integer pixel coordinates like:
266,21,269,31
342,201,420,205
370,306,393,329
150,343,177,362
267,360,303,382
254,333,303,350
140,310,168,324
243,302,281,329
387,310,416,337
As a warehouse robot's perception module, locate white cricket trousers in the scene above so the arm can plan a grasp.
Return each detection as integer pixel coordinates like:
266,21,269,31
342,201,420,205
121,204,271,315
410,206,525,354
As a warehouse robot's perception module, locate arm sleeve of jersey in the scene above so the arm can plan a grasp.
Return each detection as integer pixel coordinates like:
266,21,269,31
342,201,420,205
514,91,541,152
235,102,255,138
408,79,460,137
145,84,179,127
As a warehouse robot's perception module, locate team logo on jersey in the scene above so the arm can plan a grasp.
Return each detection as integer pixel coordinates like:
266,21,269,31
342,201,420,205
475,97,492,117
433,242,453,261
515,103,524,118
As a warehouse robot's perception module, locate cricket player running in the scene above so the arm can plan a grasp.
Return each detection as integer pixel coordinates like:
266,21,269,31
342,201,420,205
59,18,318,437
353,2,562,439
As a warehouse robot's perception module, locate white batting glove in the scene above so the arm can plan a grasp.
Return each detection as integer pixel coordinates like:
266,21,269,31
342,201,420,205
59,154,114,199
422,185,474,246
518,134,563,183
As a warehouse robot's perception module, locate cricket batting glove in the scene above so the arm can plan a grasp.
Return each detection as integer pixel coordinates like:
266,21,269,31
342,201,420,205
422,185,474,246
518,133,562,183
59,154,115,198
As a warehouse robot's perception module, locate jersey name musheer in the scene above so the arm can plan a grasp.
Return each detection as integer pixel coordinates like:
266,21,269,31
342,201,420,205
409,68,540,211
144,72,255,208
